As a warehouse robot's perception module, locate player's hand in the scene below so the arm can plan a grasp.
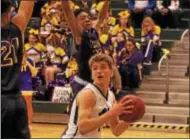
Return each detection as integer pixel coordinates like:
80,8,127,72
108,98,134,118
119,96,134,113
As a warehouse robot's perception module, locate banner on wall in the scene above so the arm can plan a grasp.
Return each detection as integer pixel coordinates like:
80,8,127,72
52,85,72,104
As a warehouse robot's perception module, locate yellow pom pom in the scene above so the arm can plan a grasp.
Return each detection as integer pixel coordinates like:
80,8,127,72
162,49,170,55
29,29,39,35
100,34,109,44
96,2,105,12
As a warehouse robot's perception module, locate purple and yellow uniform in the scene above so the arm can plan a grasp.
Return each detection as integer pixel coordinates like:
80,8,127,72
111,25,134,37
20,58,37,91
141,25,161,43
111,10,134,38
141,25,161,64
46,46,68,69
24,42,47,68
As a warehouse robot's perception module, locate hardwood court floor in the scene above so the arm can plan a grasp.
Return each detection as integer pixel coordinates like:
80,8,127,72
31,123,189,138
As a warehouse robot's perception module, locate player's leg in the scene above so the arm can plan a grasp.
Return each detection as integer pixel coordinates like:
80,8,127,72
1,96,15,138
22,91,33,128
13,95,31,138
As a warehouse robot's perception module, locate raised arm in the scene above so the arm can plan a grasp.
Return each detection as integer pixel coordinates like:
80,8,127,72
95,0,111,32
61,1,82,38
12,0,35,33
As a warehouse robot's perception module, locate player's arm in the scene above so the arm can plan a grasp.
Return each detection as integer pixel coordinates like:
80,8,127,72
12,0,35,33
95,0,111,32
109,98,133,136
109,116,131,137
61,1,82,39
77,89,128,135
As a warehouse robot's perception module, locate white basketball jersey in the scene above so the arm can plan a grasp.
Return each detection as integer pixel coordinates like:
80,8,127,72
62,83,115,138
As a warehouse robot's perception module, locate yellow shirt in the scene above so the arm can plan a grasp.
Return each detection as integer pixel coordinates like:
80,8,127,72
111,24,134,37
141,25,161,37
25,43,46,53
49,47,66,64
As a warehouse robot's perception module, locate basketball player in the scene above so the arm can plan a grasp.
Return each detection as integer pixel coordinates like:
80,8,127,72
1,0,34,138
62,0,121,104
62,54,133,138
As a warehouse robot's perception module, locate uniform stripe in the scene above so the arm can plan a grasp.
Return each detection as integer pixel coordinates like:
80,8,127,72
92,84,108,101
72,127,78,138
74,106,78,125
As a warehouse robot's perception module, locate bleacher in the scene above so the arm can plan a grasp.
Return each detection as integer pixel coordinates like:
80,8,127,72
31,0,189,133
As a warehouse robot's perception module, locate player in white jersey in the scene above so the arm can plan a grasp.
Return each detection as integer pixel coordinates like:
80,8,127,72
62,54,134,138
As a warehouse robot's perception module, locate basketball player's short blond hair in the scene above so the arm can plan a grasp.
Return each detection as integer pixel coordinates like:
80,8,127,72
89,54,114,70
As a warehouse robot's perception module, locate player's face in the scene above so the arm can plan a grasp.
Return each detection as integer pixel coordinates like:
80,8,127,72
91,61,113,86
125,41,134,52
77,12,90,30
120,16,128,26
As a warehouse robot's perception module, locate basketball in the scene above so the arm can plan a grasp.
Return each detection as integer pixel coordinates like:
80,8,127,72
119,95,145,122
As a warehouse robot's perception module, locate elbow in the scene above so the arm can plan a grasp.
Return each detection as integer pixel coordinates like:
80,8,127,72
112,131,121,137
78,121,89,135
113,133,120,137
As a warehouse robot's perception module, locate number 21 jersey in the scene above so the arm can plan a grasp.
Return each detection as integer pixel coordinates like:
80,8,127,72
1,22,23,95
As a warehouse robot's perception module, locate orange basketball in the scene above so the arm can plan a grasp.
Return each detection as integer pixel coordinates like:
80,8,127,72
119,95,145,122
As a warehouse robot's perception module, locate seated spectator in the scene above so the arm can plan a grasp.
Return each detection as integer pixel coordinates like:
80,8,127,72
141,17,162,74
45,35,69,87
112,32,126,66
24,28,47,69
119,38,144,92
128,0,156,28
111,10,134,39
156,0,182,28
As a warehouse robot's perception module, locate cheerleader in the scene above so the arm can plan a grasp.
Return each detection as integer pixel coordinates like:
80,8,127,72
111,10,134,40
24,28,47,69
45,35,69,86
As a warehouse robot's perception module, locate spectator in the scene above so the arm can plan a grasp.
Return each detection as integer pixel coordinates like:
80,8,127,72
111,10,134,39
156,0,182,28
112,32,126,66
141,17,162,75
119,38,144,92
45,35,69,87
24,29,47,69
128,0,156,28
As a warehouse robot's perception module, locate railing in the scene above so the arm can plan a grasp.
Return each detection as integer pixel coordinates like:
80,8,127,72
158,49,170,104
158,27,189,104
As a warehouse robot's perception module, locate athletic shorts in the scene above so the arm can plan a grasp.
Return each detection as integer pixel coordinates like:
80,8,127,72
1,94,31,139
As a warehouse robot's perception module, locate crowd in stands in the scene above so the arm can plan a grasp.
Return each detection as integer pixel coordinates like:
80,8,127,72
11,0,188,101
